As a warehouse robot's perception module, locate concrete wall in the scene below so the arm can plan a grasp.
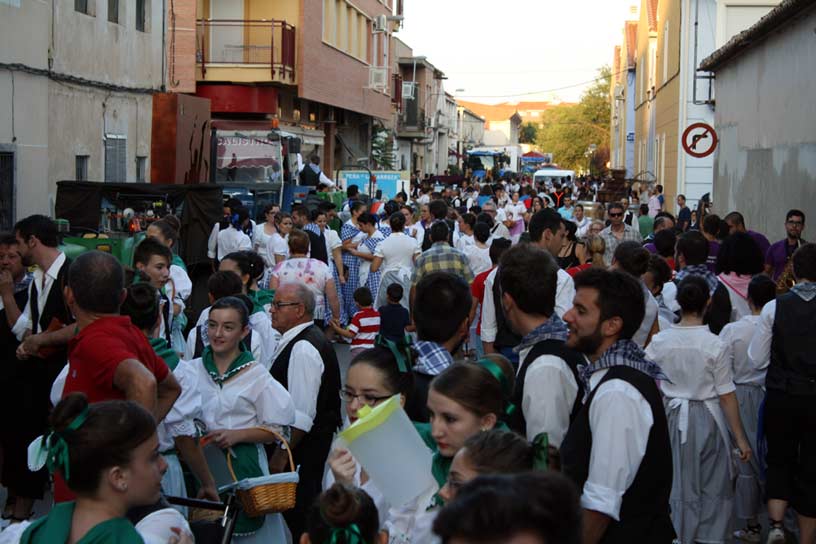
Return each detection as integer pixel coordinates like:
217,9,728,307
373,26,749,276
711,8,816,242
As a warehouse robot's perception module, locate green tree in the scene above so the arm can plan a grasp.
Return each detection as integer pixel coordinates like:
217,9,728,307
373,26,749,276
535,65,612,173
519,122,538,144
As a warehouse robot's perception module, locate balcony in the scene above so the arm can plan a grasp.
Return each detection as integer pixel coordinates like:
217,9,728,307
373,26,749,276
196,19,296,84
397,99,427,138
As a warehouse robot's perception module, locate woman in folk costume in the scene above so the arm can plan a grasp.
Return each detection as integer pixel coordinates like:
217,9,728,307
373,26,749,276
645,276,752,544
119,283,218,513
303,208,346,327
353,213,385,307
188,296,295,542
146,218,192,356
707,232,765,334
339,201,369,323
6,393,192,543
370,211,420,310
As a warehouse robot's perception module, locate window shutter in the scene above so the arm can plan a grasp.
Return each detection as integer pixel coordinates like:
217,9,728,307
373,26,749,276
105,136,127,182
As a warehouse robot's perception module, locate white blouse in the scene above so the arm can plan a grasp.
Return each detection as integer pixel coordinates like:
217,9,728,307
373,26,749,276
645,325,736,401
253,223,278,269
503,202,527,222
266,232,289,261
719,315,765,386
158,359,203,452
216,226,251,261
188,358,295,432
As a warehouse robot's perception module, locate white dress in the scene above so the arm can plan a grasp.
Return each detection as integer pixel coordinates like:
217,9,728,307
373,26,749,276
189,357,296,543
253,223,278,269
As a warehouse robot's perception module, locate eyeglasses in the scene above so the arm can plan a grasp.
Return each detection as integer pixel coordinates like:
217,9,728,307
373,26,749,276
272,301,301,309
608,212,623,218
339,390,391,406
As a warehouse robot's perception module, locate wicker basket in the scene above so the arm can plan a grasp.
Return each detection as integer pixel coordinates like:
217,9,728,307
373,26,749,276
226,428,298,517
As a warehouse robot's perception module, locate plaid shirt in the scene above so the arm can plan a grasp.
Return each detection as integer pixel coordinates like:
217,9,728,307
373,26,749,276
414,340,454,375
600,223,643,265
675,264,719,294
411,242,474,286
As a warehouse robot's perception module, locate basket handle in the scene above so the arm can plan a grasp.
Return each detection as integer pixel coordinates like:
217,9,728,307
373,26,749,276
225,427,296,483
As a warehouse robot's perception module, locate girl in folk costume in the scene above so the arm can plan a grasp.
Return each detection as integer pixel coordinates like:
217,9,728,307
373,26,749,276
7,393,192,543
708,232,765,334
340,202,369,323
303,208,346,326
387,357,514,544
353,213,385,307
267,212,294,266
253,204,280,270
324,340,415,525
503,192,527,244
371,212,420,310
304,484,386,544
119,284,218,512
188,296,296,542
216,206,252,262
146,218,192,356
719,275,777,543
242,250,276,315
645,276,752,544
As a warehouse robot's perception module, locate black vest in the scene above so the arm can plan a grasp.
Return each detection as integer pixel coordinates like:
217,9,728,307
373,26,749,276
28,258,74,365
507,339,585,436
0,285,29,358
307,229,328,264
768,292,816,395
560,366,675,544
491,267,521,349
299,165,321,187
270,325,342,437
421,219,455,251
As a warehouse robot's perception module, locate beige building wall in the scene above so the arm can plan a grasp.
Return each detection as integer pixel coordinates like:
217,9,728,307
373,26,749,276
633,0,655,181
652,0,681,202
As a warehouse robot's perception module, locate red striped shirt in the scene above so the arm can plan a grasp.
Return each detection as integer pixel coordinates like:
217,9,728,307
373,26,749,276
348,307,381,349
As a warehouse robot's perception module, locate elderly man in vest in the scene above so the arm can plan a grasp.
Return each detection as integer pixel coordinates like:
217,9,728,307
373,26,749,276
269,283,342,539
748,243,816,544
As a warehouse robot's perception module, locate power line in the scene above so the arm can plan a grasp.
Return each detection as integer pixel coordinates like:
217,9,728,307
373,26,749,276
455,68,623,100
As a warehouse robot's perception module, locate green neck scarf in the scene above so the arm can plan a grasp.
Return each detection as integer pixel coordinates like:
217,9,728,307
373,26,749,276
324,523,367,544
247,288,275,315
202,345,254,387
20,502,143,544
150,336,180,371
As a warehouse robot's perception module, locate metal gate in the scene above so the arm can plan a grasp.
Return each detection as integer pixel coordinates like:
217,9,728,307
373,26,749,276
0,152,14,231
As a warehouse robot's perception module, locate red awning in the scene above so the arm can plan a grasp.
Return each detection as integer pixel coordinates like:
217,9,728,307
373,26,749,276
522,151,546,158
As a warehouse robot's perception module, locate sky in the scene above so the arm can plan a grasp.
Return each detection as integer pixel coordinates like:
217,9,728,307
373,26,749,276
398,0,639,104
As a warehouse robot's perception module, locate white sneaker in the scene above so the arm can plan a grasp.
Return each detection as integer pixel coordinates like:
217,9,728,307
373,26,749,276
765,527,785,544
733,527,761,543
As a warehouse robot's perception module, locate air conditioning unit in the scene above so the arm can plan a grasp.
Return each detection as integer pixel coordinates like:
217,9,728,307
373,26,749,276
368,67,388,91
402,81,415,100
373,14,388,32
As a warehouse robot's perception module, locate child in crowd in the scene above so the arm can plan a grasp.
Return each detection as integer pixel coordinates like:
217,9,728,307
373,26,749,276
331,288,380,357
719,274,777,543
304,484,386,544
377,283,410,343
133,237,173,344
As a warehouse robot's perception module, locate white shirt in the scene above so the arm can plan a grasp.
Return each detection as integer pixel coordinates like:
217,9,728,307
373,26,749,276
581,368,653,521
481,267,574,343
516,346,579,447
13,252,67,340
645,325,736,400
487,222,511,243
504,202,527,222
575,216,590,238
455,233,475,252
169,264,192,307
463,244,492,276
747,299,776,371
253,223,277,269
207,223,220,259
296,154,336,187
417,194,430,205
374,232,419,273
358,230,385,288
632,283,659,348
215,226,251,261
271,322,325,433
266,232,289,261
719,315,765,386
157,359,203,452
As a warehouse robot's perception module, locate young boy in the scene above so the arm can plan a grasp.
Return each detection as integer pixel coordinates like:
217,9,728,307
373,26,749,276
330,287,380,356
133,237,173,342
377,283,410,342
718,274,777,543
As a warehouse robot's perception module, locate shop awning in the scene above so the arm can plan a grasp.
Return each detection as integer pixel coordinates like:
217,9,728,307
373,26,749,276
279,124,326,146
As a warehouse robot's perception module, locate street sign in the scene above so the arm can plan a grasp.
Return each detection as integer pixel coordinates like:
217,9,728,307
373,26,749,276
682,122,718,158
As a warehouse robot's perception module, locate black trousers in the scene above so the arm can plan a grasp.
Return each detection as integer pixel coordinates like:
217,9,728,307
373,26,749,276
764,388,816,517
283,428,334,540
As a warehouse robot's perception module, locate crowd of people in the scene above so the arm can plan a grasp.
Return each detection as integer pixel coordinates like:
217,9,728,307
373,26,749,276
0,171,813,544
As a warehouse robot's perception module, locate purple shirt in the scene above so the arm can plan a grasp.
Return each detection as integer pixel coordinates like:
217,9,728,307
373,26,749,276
707,240,720,273
747,230,771,259
766,239,804,281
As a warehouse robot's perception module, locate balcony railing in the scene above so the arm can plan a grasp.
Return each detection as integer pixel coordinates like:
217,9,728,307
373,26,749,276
196,19,296,81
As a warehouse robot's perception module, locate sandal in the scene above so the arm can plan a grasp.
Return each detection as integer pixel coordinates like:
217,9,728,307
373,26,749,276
733,524,761,543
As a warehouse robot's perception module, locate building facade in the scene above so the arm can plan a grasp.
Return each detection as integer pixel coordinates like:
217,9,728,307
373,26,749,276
1,0,164,227
610,20,637,178
700,0,816,241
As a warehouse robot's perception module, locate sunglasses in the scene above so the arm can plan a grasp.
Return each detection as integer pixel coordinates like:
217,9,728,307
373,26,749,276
609,212,623,218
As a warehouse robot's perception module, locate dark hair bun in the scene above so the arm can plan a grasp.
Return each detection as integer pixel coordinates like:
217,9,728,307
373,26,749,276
50,393,90,433
320,483,360,527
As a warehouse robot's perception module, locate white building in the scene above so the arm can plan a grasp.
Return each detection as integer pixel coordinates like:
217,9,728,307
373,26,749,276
0,0,164,227
700,0,816,241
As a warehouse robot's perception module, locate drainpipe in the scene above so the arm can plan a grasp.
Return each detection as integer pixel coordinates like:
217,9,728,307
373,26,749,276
161,0,167,91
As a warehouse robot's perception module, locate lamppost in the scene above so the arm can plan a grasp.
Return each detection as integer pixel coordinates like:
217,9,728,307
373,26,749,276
454,88,465,174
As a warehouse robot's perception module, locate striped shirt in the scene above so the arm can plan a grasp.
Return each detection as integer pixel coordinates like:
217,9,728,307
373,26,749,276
348,307,381,350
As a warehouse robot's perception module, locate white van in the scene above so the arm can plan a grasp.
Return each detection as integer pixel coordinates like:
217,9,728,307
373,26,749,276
533,168,575,187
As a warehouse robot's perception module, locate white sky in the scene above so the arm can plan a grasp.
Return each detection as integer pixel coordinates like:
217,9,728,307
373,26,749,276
398,0,639,103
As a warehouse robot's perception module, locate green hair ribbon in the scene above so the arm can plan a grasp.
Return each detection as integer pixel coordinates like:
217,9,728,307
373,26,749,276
374,334,413,373
326,523,366,544
531,432,550,471
475,357,517,417
44,406,90,482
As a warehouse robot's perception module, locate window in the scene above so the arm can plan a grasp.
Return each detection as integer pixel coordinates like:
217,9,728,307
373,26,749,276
75,155,89,181
75,0,90,14
104,135,127,182
0,152,14,231
136,156,147,182
662,21,669,84
136,0,146,31
108,0,118,23
324,0,372,63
